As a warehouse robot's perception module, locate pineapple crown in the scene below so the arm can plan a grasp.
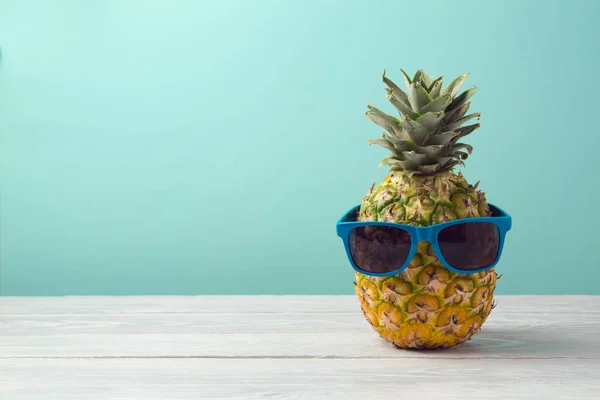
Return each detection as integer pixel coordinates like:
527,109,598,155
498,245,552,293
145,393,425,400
365,68,480,175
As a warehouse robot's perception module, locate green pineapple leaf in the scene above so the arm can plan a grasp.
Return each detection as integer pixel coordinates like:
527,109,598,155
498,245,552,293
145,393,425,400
378,154,403,169
365,104,400,134
428,81,443,99
447,87,477,112
418,164,444,173
428,75,444,92
388,137,418,151
367,137,396,151
425,131,460,146
442,73,469,98
419,94,452,114
454,123,480,139
454,150,470,160
413,69,435,89
415,144,444,158
386,89,420,119
442,101,471,123
397,159,419,170
432,156,455,165
400,118,427,145
416,112,444,131
444,112,481,131
400,68,412,87
382,70,410,105
403,150,430,165
452,143,474,154
407,82,433,113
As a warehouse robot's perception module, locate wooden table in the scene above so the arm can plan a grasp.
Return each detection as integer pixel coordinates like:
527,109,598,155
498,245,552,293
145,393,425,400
1,295,599,399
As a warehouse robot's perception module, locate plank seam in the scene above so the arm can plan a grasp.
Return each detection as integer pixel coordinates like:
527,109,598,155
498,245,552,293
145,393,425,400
1,355,598,360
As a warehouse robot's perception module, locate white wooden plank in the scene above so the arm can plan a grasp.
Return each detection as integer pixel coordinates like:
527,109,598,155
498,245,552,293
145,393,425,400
1,295,598,315
1,358,598,400
2,324,599,359
1,295,599,398
0,295,357,314
0,311,366,335
2,295,599,359
4,305,598,335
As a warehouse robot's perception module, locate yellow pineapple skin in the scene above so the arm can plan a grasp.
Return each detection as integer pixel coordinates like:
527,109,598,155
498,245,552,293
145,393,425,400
355,170,498,349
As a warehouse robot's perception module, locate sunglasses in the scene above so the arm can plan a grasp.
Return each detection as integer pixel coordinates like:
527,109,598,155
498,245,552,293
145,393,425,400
336,203,512,276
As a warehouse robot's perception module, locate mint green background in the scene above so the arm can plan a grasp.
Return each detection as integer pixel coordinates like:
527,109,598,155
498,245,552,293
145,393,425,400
0,0,598,296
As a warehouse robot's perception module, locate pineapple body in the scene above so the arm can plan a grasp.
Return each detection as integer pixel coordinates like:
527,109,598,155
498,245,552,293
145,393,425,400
355,170,497,349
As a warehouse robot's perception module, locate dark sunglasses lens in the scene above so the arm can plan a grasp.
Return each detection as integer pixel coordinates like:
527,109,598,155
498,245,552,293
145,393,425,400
438,222,500,271
349,226,412,274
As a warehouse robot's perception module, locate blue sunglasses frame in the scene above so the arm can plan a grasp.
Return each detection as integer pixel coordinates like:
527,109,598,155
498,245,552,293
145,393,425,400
336,203,512,276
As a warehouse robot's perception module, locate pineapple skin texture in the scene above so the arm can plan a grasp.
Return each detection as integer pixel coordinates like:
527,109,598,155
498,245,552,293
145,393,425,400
355,170,498,349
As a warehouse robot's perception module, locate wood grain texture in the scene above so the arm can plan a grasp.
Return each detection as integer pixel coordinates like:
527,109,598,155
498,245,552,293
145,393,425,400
1,358,599,400
2,330,599,359
1,295,599,399
1,294,598,314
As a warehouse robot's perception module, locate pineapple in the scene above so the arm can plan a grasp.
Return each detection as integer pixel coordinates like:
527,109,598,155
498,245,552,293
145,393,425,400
355,68,498,349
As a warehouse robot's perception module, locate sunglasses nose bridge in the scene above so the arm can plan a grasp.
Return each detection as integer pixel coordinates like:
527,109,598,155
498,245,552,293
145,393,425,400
414,227,434,243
